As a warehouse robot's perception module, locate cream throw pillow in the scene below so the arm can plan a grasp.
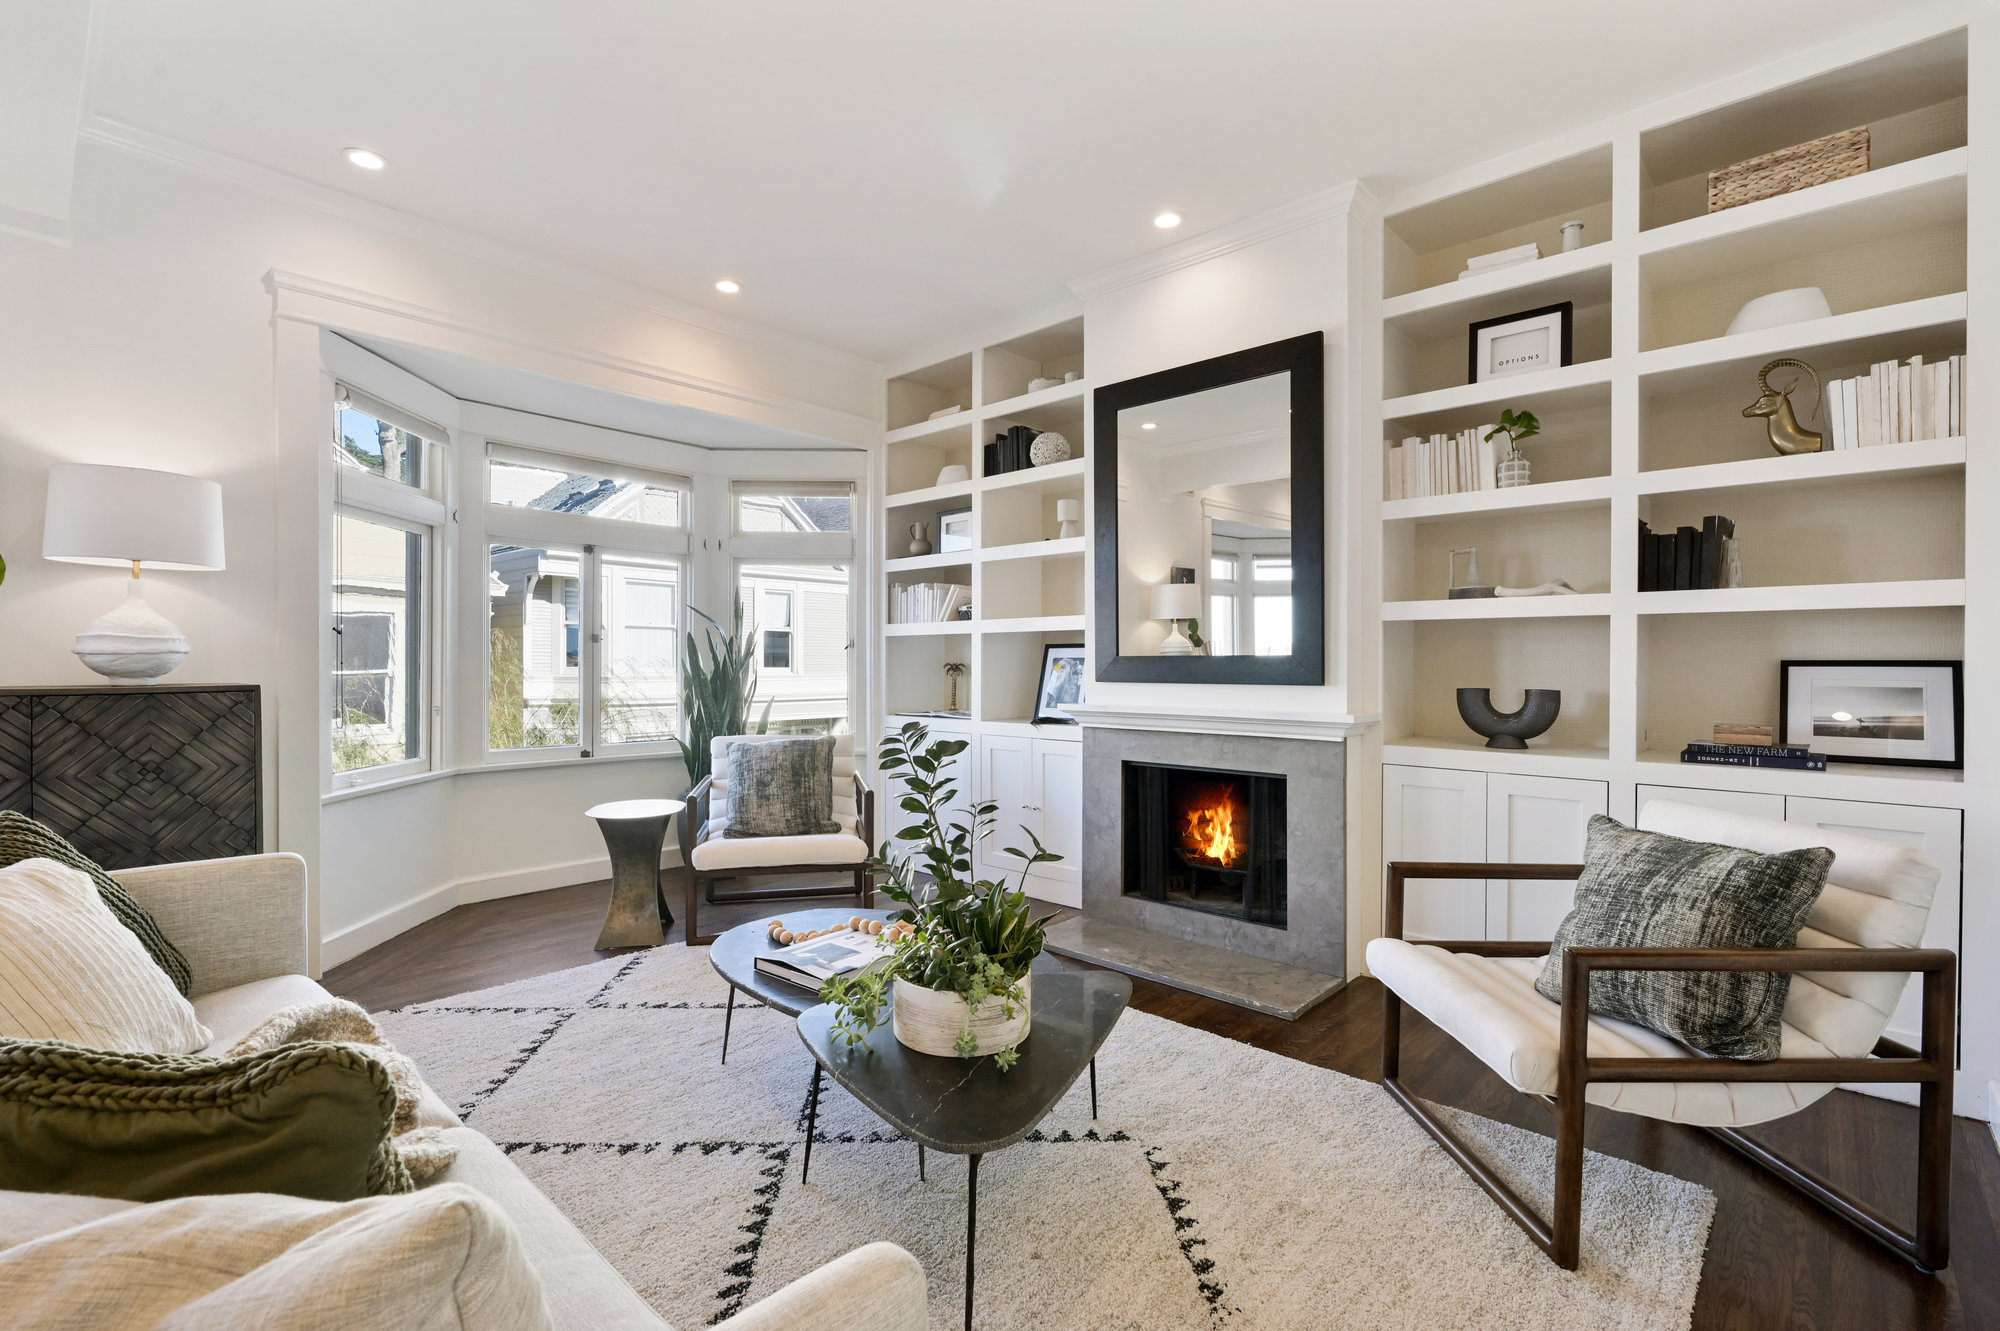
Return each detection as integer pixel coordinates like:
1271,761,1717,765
0,1184,554,1330
0,858,211,1054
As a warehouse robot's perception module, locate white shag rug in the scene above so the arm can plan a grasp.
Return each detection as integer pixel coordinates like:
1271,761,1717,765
376,944,1714,1330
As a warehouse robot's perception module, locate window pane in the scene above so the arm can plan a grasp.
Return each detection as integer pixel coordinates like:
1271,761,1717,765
489,458,681,527
332,514,424,773
737,561,851,732
601,555,681,746
736,492,852,533
1253,556,1291,582
1208,594,1236,655
488,543,582,749
335,407,426,488
1253,595,1292,656
1210,557,1236,583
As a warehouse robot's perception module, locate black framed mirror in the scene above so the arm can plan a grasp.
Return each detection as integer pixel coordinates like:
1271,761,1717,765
1093,331,1324,685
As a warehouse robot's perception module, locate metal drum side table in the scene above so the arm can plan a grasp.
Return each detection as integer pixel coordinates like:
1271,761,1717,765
584,798,684,949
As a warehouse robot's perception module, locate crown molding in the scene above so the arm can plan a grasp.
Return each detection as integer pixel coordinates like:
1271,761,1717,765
76,114,883,380
1068,180,1367,302
270,270,879,446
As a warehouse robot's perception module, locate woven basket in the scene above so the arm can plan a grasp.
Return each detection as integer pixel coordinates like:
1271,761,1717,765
1708,126,1869,212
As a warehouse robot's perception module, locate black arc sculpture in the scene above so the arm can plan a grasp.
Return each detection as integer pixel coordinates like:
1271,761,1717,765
1457,688,1561,749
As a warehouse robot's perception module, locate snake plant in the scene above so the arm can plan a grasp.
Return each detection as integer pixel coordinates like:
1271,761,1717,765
678,597,771,783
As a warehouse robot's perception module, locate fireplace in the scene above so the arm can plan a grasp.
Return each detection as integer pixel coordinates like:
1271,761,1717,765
1122,761,1287,928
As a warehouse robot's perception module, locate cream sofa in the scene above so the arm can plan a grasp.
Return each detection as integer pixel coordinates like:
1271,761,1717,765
1,852,926,1331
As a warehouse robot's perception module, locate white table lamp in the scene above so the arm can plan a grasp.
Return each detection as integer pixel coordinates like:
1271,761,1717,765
1150,582,1201,656
1056,499,1082,540
43,464,226,683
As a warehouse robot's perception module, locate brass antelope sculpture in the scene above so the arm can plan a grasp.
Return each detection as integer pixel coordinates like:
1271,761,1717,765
1743,357,1825,455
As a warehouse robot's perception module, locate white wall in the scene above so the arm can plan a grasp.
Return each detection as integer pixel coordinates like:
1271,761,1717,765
0,139,881,970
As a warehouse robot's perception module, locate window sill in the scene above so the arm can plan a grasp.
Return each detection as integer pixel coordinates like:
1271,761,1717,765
323,766,454,804
323,747,685,802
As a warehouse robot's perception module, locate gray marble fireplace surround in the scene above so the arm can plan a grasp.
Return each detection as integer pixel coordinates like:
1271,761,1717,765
1044,723,1347,1017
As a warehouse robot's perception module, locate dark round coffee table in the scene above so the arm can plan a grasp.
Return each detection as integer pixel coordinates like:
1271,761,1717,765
708,907,895,1062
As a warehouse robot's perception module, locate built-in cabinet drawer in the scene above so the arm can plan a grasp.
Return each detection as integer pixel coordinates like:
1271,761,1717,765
1382,764,1608,942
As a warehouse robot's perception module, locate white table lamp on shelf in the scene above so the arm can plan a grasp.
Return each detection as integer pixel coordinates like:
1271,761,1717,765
1056,499,1082,540
1150,582,1200,656
43,464,226,684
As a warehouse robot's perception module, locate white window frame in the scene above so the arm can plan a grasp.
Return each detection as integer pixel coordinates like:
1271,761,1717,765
483,440,693,763
729,479,856,539
329,387,449,791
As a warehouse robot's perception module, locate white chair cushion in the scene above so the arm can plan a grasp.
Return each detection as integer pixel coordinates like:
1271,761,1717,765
1638,800,1940,1058
690,832,869,872
710,733,857,825
1367,937,1842,1127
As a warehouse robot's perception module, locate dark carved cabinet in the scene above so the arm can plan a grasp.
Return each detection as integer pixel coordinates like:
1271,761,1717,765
0,685,262,870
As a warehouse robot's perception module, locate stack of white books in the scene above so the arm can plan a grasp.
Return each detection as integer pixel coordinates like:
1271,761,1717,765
1457,243,1540,281
889,581,970,624
1819,354,1967,450
1384,428,1500,500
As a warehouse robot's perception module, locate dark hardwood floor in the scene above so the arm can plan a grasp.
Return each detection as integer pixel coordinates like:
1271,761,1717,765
325,879,2000,1331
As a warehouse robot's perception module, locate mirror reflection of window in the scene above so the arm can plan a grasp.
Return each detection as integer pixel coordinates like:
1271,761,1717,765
1208,556,1237,656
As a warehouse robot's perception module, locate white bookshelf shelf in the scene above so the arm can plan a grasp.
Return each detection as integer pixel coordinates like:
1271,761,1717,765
1382,475,1612,522
884,551,974,574
1382,248,1614,344
981,537,1085,564
884,413,973,446
1384,739,1612,776
1636,293,1968,381
979,615,1086,635
1381,594,1612,621
884,621,971,637
984,457,1085,493
1382,360,1614,420
980,379,1086,419
1633,579,1965,616
1636,436,1965,495
884,478,975,509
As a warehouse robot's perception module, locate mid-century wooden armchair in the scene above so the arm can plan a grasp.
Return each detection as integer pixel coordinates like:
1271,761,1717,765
1368,799,1954,1273
679,732,874,946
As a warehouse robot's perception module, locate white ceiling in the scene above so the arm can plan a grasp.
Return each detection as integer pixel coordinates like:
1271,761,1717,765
86,0,1900,364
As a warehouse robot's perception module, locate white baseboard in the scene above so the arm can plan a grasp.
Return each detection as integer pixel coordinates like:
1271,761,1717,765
320,847,684,969
1989,1082,2000,1150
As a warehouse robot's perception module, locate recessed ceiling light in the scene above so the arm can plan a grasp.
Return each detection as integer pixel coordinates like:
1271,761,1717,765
1154,211,1182,229
714,279,742,294
1141,422,1157,430
344,147,387,171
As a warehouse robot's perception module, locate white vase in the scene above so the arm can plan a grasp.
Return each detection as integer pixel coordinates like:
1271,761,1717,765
73,581,190,684
892,972,1033,1058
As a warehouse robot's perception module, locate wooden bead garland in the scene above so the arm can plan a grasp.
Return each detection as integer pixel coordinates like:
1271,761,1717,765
766,917,914,947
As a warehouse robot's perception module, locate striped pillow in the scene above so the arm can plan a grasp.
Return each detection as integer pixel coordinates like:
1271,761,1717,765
0,812,193,996
0,858,211,1055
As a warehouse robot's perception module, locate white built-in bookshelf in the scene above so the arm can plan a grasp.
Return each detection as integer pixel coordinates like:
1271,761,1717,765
877,316,1088,735
1370,21,1979,807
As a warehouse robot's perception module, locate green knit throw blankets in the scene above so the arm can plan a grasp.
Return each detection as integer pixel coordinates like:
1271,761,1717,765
0,812,194,996
0,1039,413,1201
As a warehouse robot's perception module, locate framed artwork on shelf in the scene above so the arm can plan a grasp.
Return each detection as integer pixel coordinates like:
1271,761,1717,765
937,505,972,553
1032,643,1087,724
1468,302,1573,383
1779,659,1963,769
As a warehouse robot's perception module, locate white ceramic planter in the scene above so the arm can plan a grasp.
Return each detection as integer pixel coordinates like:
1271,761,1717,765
892,972,1033,1058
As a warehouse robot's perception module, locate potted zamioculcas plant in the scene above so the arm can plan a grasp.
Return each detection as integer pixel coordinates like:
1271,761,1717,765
819,721,1060,1070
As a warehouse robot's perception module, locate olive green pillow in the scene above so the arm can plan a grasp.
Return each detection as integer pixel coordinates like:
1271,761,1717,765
0,812,193,996
0,1039,413,1202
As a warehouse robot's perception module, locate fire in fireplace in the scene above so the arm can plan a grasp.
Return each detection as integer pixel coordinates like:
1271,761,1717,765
1123,760,1287,927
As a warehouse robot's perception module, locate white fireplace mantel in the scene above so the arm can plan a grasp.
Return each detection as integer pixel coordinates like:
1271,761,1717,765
1062,703,1380,743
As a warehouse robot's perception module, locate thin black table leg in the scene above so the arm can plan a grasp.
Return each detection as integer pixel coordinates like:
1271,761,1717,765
720,988,736,1065
964,1152,981,1331
801,1064,822,1183
918,1143,926,1181
1089,1058,1098,1120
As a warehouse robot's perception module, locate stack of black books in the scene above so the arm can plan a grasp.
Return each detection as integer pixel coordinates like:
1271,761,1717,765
1638,516,1735,591
984,425,1040,478
1680,741,1826,771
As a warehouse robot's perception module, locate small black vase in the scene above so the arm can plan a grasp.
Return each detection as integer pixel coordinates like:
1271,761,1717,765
1456,688,1561,749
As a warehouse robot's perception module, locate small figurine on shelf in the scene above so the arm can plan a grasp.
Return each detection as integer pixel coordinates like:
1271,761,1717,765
1485,408,1540,489
942,662,966,711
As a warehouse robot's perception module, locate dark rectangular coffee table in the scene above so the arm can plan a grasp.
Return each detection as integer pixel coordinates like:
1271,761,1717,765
797,956,1131,1330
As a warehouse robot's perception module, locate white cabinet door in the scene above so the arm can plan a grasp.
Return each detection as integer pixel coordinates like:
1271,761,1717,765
1382,765,1487,941
976,732,1038,881
880,727,973,851
1635,784,1786,824
1028,738,1083,901
1485,774,1608,942
1783,796,1962,1072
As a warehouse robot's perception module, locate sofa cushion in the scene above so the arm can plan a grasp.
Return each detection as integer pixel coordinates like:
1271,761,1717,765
0,811,194,996
0,858,211,1055
0,1183,552,1330
724,735,841,839
1535,814,1833,1060
423,1127,667,1330
0,1038,412,1202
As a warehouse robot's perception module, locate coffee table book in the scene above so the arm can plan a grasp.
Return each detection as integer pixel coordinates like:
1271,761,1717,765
754,930,894,991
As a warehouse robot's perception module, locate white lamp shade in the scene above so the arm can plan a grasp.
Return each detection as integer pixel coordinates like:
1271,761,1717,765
1150,582,1201,620
43,464,226,571
1055,499,1082,522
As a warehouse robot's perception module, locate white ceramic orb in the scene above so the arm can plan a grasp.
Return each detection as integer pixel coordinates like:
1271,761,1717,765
1726,287,1832,337
1029,431,1071,467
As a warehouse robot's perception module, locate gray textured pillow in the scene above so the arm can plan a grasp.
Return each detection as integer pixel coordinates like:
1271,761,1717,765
724,736,840,839
1535,815,1833,1060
